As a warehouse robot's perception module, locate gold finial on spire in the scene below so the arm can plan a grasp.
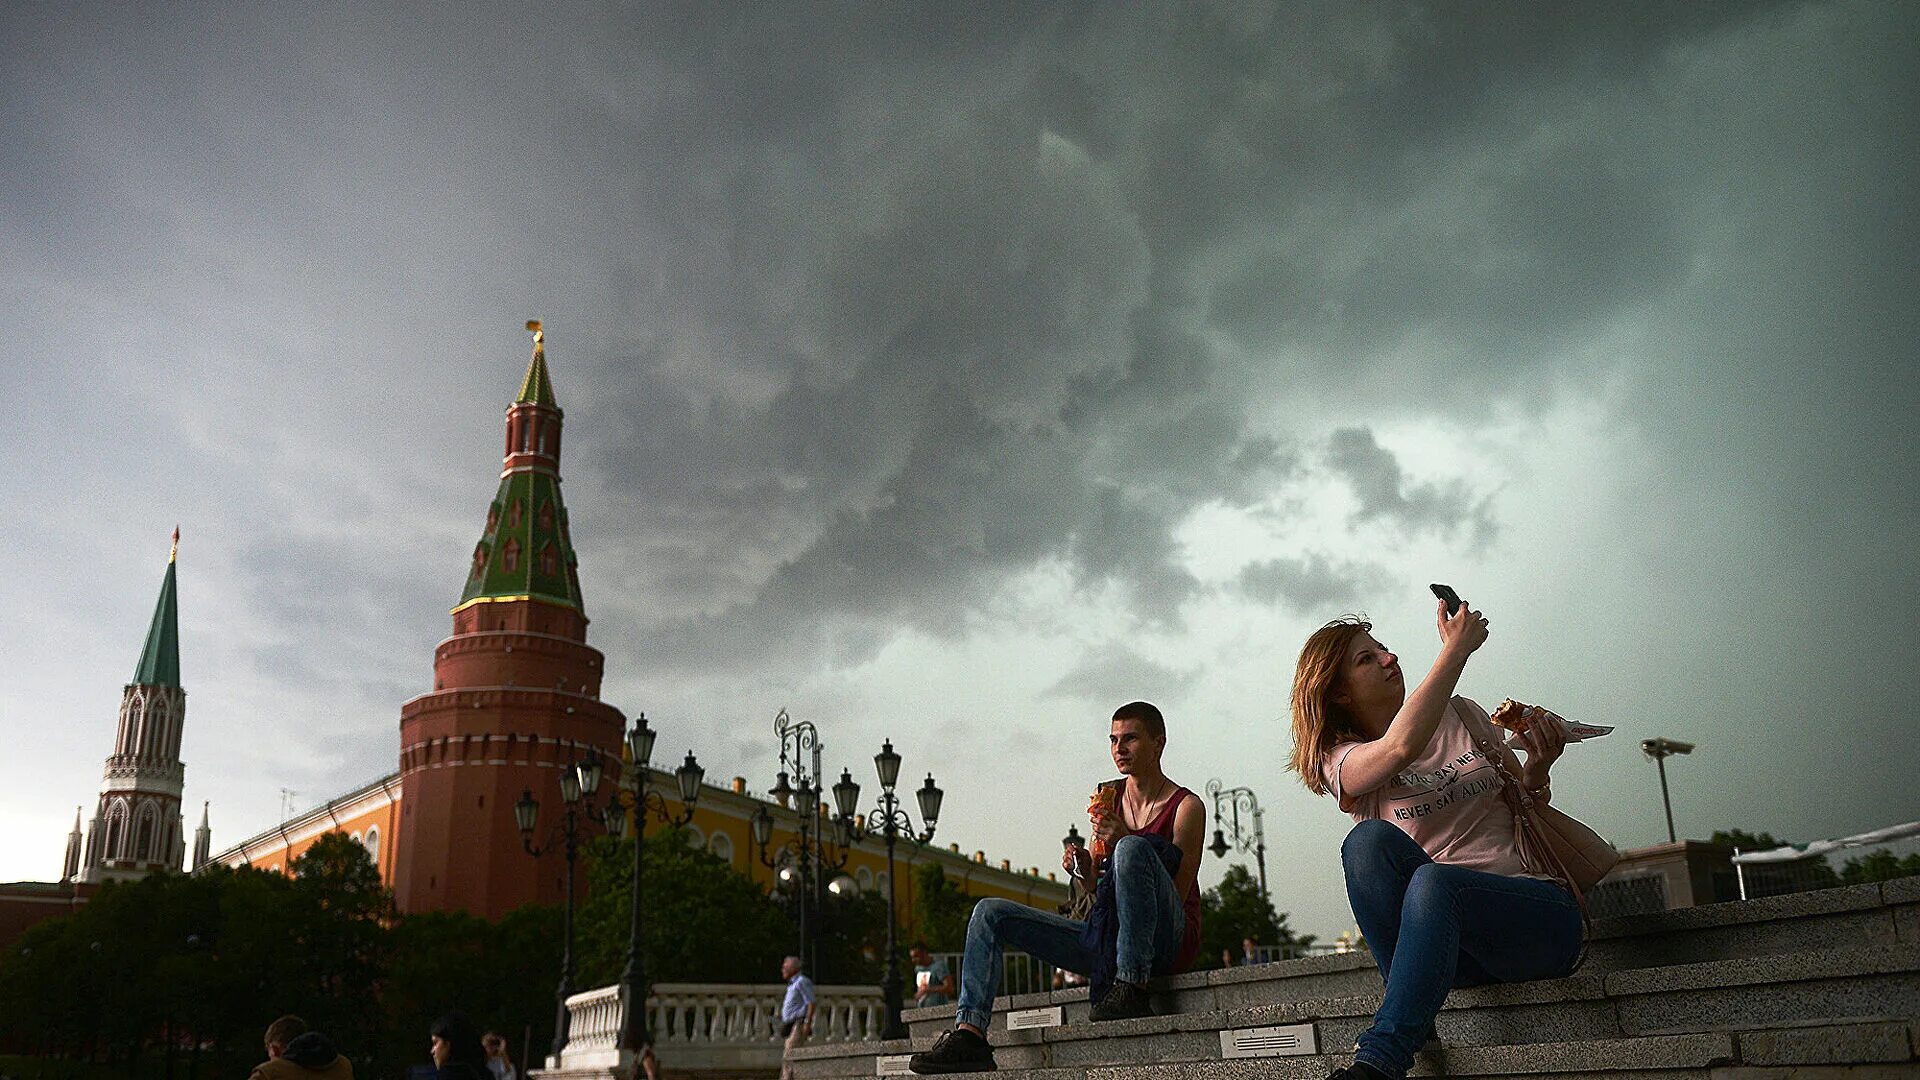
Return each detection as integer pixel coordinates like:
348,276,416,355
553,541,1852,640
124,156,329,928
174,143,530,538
170,526,180,563
527,319,544,351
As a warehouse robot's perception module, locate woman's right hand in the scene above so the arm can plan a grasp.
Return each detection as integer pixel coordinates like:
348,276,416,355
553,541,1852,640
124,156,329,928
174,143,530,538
1436,598,1490,658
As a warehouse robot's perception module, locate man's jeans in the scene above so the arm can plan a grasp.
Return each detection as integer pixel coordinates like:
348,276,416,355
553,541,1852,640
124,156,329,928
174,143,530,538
1342,819,1582,1079
954,835,1184,1030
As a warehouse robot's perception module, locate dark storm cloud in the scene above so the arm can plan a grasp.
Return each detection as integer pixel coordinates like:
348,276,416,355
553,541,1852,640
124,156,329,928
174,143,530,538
1325,427,1495,541
1046,647,1199,706
1237,553,1389,613
537,0,1849,676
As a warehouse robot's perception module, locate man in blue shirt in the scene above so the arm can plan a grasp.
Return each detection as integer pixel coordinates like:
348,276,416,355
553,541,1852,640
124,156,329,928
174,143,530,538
911,942,953,1009
779,955,815,1080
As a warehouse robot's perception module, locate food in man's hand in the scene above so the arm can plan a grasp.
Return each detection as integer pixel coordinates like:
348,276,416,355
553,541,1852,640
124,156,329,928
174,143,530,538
1088,785,1118,860
1490,698,1614,741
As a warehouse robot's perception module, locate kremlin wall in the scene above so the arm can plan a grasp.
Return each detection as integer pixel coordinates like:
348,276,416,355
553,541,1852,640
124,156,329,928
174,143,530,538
0,324,1063,946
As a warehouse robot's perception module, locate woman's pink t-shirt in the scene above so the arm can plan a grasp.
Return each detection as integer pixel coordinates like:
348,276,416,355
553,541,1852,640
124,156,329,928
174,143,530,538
1323,697,1546,879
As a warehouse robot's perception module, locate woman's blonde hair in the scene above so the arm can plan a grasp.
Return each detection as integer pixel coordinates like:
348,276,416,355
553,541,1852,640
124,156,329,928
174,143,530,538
1288,615,1374,795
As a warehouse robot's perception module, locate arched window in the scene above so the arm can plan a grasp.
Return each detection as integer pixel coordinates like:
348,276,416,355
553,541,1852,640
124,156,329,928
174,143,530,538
105,799,129,859
135,803,158,861
708,831,734,864
856,866,873,890
877,871,890,898
684,824,706,850
503,538,520,572
365,827,380,864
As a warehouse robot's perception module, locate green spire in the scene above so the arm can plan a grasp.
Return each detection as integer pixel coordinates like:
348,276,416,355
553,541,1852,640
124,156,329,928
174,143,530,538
517,319,558,406
133,529,180,687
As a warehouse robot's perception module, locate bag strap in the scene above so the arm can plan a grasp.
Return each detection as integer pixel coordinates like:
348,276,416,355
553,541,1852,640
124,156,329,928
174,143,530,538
1452,696,1593,922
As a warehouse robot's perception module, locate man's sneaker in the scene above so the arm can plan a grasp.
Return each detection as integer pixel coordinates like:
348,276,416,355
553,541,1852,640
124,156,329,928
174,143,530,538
1088,980,1152,1022
1325,1064,1391,1080
908,1028,995,1074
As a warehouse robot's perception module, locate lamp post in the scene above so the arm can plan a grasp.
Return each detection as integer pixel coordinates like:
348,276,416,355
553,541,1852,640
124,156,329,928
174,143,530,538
1204,779,1270,901
516,751,625,1062
750,710,861,977
866,739,941,1039
614,712,705,1055
1640,738,1695,844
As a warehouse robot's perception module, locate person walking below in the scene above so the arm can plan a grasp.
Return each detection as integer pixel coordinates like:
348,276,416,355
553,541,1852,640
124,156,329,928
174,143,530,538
428,1013,491,1080
249,1015,354,1080
779,955,816,1080
1289,600,1592,1080
481,1031,518,1080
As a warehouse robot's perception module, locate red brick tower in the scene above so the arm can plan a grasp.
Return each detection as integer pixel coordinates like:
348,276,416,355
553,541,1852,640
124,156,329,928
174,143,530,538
394,322,626,918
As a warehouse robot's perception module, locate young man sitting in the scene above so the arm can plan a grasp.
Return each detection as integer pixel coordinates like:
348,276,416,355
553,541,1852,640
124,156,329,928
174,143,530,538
910,701,1204,1074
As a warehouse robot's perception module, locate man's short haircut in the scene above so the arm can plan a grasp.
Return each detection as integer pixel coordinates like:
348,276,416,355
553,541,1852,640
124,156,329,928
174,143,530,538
264,1015,308,1049
911,940,929,952
1111,700,1166,739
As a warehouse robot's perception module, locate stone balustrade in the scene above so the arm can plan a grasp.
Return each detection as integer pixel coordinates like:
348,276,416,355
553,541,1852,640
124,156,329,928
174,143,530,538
539,980,885,1078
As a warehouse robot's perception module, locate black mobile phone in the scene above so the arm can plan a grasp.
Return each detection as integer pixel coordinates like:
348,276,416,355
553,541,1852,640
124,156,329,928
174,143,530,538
1430,583,1463,616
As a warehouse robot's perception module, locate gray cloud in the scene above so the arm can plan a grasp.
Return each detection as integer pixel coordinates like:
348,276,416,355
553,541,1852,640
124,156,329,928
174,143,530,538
1325,427,1496,542
1237,554,1389,613
1046,646,1199,707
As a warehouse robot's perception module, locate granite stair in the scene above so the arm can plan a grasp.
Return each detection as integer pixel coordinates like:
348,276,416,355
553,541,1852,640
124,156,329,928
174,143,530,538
787,878,1920,1078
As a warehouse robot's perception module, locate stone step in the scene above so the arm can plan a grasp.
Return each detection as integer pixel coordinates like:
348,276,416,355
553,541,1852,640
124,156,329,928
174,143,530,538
792,1019,1919,1078
792,946,1920,1080
904,880,1920,1040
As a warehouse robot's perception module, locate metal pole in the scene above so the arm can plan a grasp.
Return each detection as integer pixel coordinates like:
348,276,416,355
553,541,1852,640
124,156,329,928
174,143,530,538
1656,753,1676,844
553,806,577,1061
619,767,650,1051
880,792,906,1040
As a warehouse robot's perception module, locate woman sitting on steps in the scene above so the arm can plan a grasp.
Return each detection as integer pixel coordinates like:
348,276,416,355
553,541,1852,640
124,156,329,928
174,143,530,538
1289,598,1584,1080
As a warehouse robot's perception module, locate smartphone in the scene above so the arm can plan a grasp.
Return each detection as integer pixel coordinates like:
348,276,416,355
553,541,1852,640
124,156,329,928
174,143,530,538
1430,583,1463,616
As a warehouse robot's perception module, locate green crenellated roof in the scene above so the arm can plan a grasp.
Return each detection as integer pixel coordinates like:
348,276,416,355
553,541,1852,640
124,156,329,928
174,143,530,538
133,552,180,687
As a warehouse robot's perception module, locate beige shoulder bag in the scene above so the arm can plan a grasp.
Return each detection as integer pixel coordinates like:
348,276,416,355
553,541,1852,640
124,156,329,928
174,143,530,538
1453,696,1620,908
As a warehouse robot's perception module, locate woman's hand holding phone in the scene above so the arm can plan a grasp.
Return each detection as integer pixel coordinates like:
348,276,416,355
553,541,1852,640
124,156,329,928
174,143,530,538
1436,597,1490,658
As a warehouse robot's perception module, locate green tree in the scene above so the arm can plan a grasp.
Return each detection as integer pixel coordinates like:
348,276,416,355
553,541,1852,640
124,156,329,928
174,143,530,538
1839,848,1920,885
1711,829,1840,893
574,827,795,988
1198,864,1315,969
910,863,975,952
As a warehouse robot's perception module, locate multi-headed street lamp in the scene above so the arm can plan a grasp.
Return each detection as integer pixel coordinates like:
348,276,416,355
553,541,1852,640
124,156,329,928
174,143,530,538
866,739,942,1039
515,713,705,1063
614,712,705,1054
516,750,624,1060
750,709,867,977
1205,779,1270,901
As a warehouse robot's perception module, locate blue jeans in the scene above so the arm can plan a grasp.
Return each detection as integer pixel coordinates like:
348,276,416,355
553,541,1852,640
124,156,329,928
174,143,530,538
954,834,1184,1030
1342,819,1582,1079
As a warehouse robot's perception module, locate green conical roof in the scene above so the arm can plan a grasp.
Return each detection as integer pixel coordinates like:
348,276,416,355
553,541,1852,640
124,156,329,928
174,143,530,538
517,334,558,407
456,469,584,614
133,541,180,687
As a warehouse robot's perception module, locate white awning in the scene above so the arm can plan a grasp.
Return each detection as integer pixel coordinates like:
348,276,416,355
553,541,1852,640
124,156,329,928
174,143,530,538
1731,821,1920,864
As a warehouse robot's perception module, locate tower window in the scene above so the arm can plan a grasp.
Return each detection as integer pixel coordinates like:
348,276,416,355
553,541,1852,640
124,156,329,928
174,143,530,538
508,499,524,528
540,543,558,576
538,501,554,531
503,539,520,572
472,543,488,578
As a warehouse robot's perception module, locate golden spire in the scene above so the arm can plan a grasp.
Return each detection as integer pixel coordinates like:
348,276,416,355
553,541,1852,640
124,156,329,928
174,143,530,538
169,525,180,564
517,320,557,405
527,319,543,351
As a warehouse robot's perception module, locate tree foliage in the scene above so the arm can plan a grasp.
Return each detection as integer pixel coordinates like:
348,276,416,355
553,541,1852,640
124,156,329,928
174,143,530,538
910,863,975,952
1197,864,1315,969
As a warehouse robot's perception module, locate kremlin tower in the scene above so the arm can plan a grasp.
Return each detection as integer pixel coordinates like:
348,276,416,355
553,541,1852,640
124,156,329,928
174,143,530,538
393,323,628,918
78,531,189,883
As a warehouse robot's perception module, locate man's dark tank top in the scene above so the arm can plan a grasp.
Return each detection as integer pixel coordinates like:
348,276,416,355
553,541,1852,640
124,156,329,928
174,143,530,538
1122,783,1203,973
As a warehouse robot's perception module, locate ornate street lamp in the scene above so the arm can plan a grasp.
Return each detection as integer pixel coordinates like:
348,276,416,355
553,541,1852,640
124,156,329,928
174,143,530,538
866,739,939,1040
752,709,862,978
612,712,703,1055
1204,779,1269,901
516,751,623,1061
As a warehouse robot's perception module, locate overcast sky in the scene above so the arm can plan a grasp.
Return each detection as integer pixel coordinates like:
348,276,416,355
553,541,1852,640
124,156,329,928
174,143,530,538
3,1,1915,941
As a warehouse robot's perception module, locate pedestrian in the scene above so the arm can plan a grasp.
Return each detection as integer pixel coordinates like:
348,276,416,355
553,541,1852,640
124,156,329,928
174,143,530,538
1242,936,1261,965
481,1031,518,1080
429,1013,491,1080
910,942,953,1009
249,1015,354,1080
778,955,816,1080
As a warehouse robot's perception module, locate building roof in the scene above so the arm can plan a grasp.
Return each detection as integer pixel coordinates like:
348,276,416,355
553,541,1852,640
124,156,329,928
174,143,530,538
517,322,559,407
132,534,180,687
